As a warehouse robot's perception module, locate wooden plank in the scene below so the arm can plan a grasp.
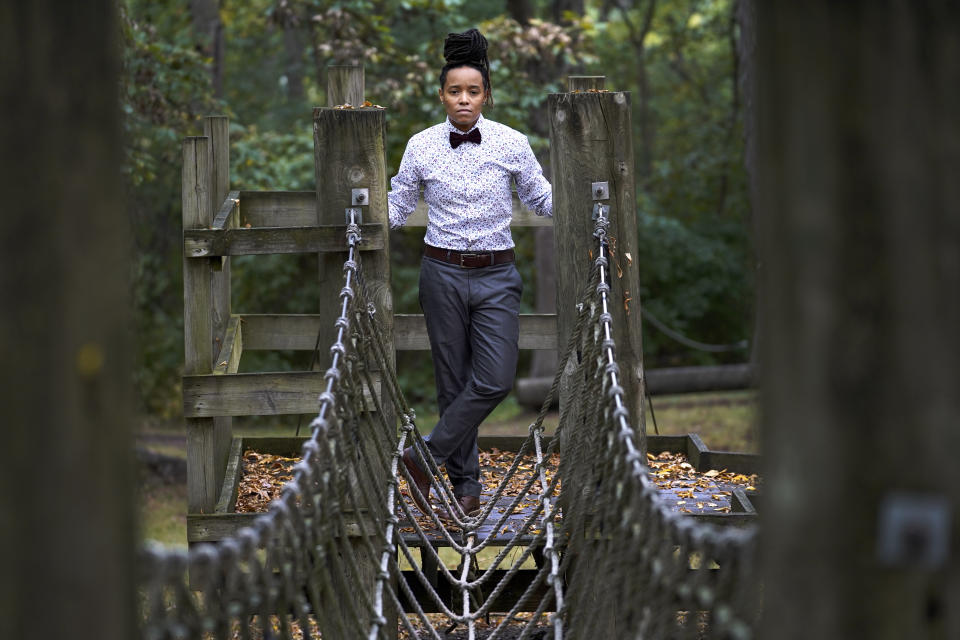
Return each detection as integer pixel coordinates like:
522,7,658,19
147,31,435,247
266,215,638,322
212,189,240,230
236,189,552,229
238,190,316,228
188,510,375,543
478,435,554,451
394,313,558,351
240,314,323,350
182,136,219,514
214,437,244,514
182,137,213,374
239,436,310,457
204,117,234,506
182,371,380,417
213,316,241,375
699,450,761,476
234,435,551,457
183,223,385,257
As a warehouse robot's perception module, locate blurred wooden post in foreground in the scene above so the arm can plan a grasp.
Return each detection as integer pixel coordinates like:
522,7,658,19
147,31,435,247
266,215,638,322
0,1,134,638
757,2,960,638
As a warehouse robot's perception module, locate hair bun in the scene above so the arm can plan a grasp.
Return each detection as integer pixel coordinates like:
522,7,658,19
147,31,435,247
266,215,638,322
443,28,489,68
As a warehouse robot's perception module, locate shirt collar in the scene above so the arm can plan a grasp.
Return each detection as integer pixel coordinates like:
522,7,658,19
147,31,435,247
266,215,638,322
444,113,485,135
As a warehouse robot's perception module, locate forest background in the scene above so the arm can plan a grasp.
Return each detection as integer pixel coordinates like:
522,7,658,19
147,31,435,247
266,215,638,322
122,0,754,419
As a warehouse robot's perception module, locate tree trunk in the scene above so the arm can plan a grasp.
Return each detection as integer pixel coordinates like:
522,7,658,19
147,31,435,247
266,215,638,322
736,0,760,371
0,2,134,638
190,0,224,97
616,0,658,179
279,4,305,101
757,2,960,638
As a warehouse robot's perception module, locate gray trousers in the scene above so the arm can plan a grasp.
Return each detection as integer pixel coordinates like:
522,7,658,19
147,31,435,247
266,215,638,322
419,255,522,498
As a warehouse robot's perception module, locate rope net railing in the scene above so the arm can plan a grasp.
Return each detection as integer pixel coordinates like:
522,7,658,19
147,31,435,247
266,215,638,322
140,208,759,639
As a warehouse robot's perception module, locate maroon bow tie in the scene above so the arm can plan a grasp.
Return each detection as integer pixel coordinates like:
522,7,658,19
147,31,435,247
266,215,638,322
449,128,482,149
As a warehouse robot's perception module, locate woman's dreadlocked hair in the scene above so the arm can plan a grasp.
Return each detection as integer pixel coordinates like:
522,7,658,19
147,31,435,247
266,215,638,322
439,28,494,106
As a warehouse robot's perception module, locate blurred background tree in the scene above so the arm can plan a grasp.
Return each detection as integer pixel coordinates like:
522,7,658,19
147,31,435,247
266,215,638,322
120,0,754,418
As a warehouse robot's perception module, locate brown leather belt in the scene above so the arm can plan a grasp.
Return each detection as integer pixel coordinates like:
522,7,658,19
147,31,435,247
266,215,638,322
423,244,515,269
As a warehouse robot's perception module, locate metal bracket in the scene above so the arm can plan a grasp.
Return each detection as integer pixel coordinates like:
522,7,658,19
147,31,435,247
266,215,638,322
877,492,951,568
592,203,610,220
592,181,609,200
345,207,363,224
351,188,369,206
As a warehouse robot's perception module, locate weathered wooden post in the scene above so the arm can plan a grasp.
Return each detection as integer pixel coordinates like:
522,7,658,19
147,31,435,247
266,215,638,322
548,78,646,446
182,136,221,514
548,76,646,637
314,65,397,638
204,115,233,499
757,3,960,637
0,1,134,635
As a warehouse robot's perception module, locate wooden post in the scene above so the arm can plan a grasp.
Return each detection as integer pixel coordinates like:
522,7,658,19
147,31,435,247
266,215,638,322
548,80,646,448
204,115,233,499
327,64,365,107
548,78,646,637
182,135,219,513
0,1,134,636
757,3,960,638
567,76,605,92
314,90,397,637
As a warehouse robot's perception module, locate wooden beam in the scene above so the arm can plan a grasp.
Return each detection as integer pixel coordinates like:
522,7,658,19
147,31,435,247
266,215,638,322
213,316,241,375
211,189,240,230
183,223,385,257
238,313,557,351
188,510,375,543
213,437,244,514
182,371,380,417
238,190,317,227
182,136,220,514
239,314,321,350
236,189,553,229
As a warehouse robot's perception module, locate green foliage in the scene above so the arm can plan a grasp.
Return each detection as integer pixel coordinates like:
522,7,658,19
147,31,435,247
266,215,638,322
121,0,755,416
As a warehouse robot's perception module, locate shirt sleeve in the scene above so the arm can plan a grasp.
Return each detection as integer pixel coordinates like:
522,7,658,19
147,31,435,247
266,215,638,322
387,138,422,229
513,136,553,217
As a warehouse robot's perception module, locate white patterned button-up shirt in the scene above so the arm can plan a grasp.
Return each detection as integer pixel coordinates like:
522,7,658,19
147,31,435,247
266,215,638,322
387,114,552,251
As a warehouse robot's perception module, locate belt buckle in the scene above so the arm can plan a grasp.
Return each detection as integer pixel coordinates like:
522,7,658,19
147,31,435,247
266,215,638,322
459,252,478,268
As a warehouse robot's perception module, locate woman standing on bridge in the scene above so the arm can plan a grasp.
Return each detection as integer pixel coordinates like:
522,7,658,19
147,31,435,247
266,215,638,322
387,28,553,519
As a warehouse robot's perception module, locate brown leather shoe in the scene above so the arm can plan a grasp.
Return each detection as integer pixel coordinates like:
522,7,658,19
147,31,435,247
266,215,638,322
402,447,432,515
438,494,482,522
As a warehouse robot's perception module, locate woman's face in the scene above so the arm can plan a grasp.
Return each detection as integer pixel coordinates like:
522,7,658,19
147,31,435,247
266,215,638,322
439,66,487,132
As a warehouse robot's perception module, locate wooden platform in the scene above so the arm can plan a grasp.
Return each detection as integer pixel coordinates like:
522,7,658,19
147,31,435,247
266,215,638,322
188,434,760,544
